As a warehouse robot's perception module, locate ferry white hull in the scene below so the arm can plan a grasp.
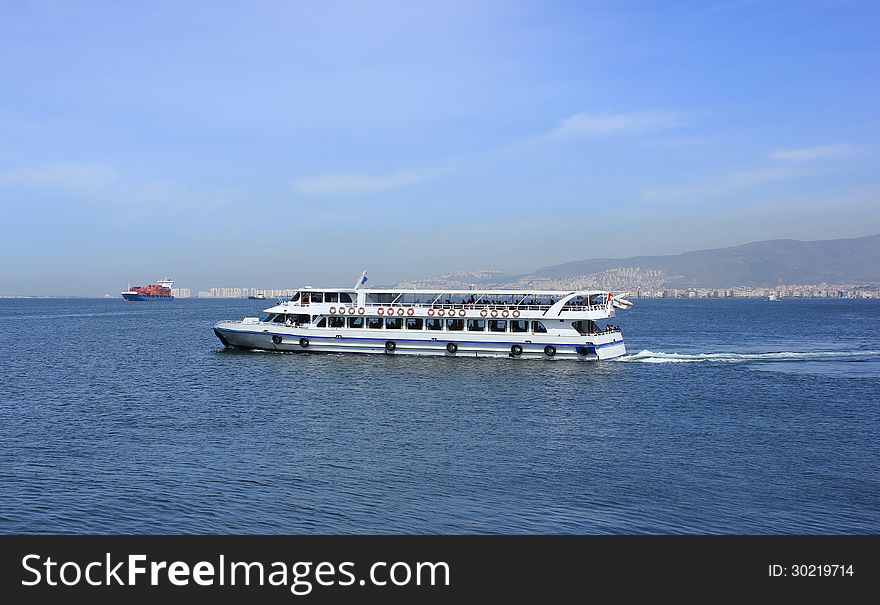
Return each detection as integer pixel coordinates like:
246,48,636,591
213,322,626,361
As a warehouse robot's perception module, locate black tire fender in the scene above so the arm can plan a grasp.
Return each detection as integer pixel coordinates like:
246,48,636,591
299,338,309,348
544,345,556,357
510,344,523,356
446,342,458,354
385,340,396,352
272,335,282,345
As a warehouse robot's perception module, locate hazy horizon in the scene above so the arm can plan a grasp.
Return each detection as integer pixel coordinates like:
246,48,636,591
2,1,878,296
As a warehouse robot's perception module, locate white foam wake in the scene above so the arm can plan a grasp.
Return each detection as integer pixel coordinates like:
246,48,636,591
616,349,880,364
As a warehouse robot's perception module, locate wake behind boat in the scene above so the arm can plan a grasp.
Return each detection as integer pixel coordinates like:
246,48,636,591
213,276,632,361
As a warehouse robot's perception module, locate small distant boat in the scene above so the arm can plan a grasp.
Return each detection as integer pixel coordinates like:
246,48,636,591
768,294,778,302
248,293,267,300
122,278,174,301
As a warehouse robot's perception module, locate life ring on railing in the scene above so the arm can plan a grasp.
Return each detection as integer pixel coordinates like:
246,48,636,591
490,310,498,317
480,309,488,317
458,309,466,317
358,307,365,315
427,308,435,316
438,309,446,316
329,307,336,314
407,308,415,316
501,310,510,318
387,308,394,316
397,308,405,316
378,307,385,315
349,307,357,314
272,335,283,345
512,310,521,317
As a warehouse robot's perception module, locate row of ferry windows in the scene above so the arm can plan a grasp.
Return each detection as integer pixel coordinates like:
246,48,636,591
290,292,352,303
315,316,547,333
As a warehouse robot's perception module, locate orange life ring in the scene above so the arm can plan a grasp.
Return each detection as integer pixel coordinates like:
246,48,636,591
458,309,466,317
438,309,446,316
512,310,521,317
347,307,355,314
378,307,385,315
387,308,394,315
358,307,365,315
491,310,498,317
480,309,488,317
396,308,404,316
407,308,415,316
329,306,336,314
501,310,510,318
427,308,435,316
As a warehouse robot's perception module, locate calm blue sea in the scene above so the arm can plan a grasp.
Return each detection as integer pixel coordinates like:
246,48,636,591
0,298,877,534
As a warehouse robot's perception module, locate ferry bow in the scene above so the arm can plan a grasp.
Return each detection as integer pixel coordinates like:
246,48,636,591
214,287,632,361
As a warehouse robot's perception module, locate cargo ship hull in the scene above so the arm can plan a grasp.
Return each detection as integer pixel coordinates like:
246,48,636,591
122,293,174,301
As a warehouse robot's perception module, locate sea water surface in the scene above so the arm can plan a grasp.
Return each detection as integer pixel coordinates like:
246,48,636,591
0,298,877,534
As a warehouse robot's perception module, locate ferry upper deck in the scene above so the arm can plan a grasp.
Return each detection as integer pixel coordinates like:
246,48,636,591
262,287,631,320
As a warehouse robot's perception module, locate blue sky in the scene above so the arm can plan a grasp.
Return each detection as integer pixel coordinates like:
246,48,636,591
1,0,877,295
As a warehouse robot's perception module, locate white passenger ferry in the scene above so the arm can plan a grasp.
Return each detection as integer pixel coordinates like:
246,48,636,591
213,282,632,361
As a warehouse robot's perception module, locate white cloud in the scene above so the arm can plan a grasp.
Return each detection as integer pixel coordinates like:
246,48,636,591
768,144,855,162
546,111,683,139
0,163,117,189
294,171,420,196
642,168,799,202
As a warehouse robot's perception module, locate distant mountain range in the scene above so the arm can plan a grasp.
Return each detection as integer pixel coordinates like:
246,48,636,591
399,234,880,290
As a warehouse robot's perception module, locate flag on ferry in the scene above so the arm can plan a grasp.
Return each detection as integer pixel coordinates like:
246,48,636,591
355,270,369,289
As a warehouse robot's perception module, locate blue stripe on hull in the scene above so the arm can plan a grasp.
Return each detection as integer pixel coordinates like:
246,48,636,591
213,326,625,354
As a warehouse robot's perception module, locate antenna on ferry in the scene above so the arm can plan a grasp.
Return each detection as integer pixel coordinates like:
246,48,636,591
354,270,368,290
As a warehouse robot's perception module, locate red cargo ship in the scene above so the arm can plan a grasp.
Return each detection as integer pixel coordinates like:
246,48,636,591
121,278,175,301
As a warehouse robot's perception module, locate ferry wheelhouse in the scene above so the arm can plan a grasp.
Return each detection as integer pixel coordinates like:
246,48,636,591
214,286,632,361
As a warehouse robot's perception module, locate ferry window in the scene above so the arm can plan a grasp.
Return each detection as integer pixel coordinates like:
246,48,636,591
426,318,443,331
272,314,286,323
316,317,327,328
263,314,276,322
531,321,547,333
510,320,528,333
573,321,593,335
311,292,324,303
367,317,383,329
488,320,507,332
348,316,364,329
385,317,402,330
329,316,345,328
340,293,353,303
406,318,423,330
467,319,486,332
326,292,339,303
289,293,300,302
446,318,464,331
